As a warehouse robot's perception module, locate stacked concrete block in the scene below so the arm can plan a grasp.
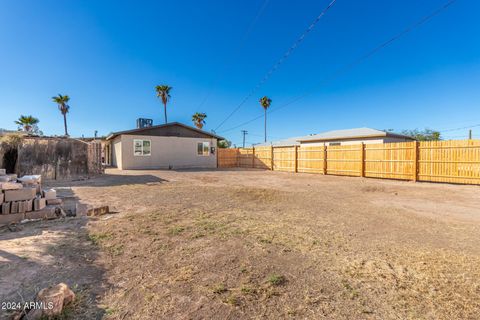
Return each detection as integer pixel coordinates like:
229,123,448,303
0,171,63,226
34,198,47,211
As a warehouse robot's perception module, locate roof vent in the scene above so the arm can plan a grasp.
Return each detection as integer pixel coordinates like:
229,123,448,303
136,118,153,129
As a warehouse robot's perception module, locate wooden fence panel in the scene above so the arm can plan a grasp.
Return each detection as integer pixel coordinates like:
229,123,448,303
273,146,296,172
238,148,254,168
364,142,415,180
418,140,480,184
217,148,239,168
297,146,325,174
253,146,272,169
217,139,480,185
326,144,362,176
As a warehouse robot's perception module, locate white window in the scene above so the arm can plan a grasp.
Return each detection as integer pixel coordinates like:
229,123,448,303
134,139,151,156
197,142,210,156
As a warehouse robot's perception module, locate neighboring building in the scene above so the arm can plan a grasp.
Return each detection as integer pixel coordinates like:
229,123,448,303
105,122,224,170
256,127,414,147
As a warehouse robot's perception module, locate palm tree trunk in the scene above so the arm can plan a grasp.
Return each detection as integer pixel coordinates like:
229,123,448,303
264,109,267,143
63,113,68,136
164,103,168,124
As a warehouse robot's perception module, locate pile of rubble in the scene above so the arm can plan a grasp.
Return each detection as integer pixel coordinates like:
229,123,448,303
0,169,62,225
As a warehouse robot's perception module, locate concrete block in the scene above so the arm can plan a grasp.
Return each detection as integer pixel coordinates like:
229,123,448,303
1,202,10,214
47,198,63,205
25,207,56,220
10,201,18,214
34,198,47,211
18,201,26,214
42,189,57,200
0,212,24,226
0,182,23,190
4,188,36,202
26,199,33,212
87,206,110,217
0,193,3,204
0,176,10,182
7,174,17,180
0,169,5,175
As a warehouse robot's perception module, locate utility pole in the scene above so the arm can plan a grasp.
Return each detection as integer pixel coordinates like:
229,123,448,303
241,130,248,148
469,129,472,140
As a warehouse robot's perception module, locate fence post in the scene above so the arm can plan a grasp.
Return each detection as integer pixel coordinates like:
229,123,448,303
236,148,240,167
360,142,365,177
413,141,419,182
270,146,274,171
323,145,327,175
252,147,255,169
294,145,298,173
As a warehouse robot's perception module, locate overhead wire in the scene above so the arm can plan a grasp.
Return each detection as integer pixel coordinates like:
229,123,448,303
214,0,338,131
197,0,271,110
218,0,459,135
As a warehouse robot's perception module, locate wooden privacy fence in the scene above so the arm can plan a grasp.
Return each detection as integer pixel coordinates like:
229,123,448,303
217,140,480,185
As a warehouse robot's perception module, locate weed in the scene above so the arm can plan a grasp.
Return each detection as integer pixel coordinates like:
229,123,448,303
88,233,111,245
267,274,286,286
212,284,227,294
224,295,239,306
168,226,185,235
241,285,255,295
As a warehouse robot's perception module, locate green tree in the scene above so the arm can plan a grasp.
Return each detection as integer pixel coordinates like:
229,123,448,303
192,112,207,129
217,140,232,148
52,94,70,136
402,128,441,141
259,96,272,143
155,85,172,124
14,115,39,133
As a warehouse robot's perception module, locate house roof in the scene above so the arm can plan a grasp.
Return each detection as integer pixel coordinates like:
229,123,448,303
106,122,225,141
256,128,413,147
255,136,303,147
297,127,413,142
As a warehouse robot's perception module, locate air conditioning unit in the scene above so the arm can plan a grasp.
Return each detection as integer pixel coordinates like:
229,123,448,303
136,118,153,129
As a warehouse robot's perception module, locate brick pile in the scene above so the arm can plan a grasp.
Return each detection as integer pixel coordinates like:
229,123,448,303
0,169,61,224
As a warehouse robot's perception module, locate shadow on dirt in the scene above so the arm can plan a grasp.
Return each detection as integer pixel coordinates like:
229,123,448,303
0,196,108,319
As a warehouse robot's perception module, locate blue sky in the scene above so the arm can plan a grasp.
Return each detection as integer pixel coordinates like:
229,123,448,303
0,0,479,146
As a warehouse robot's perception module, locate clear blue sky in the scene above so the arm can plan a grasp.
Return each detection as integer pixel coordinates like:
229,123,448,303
0,0,479,146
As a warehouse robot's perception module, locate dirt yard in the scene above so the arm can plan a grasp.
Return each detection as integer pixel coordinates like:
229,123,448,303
1,168,480,319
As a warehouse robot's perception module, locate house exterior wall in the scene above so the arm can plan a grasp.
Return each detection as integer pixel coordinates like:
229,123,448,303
119,135,217,170
300,136,412,146
111,136,123,169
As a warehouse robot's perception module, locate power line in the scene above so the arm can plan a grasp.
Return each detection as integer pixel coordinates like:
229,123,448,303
214,0,338,131
218,0,458,135
439,123,480,132
197,0,271,110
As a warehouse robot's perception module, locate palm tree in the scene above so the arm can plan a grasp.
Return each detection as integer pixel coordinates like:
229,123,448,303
192,112,207,129
155,85,172,124
14,115,39,132
52,94,70,136
259,96,272,142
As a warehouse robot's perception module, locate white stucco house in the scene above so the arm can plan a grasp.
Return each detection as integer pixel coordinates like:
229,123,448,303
256,128,414,147
105,122,224,170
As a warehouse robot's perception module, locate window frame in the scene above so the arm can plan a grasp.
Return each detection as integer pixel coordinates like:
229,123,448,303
197,141,210,156
133,139,152,156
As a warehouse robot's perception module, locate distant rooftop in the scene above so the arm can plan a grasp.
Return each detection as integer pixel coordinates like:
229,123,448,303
256,127,413,147
298,127,412,142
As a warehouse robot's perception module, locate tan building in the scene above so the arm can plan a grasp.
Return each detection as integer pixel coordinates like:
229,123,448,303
257,127,414,147
105,122,224,170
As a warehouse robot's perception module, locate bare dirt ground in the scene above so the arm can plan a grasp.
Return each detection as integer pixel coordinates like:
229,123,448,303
1,168,480,319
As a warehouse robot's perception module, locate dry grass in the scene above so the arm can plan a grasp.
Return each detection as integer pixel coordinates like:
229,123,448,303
80,170,480,319
2,169,480,319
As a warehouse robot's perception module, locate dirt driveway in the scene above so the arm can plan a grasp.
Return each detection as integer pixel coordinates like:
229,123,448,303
1,168,480,319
